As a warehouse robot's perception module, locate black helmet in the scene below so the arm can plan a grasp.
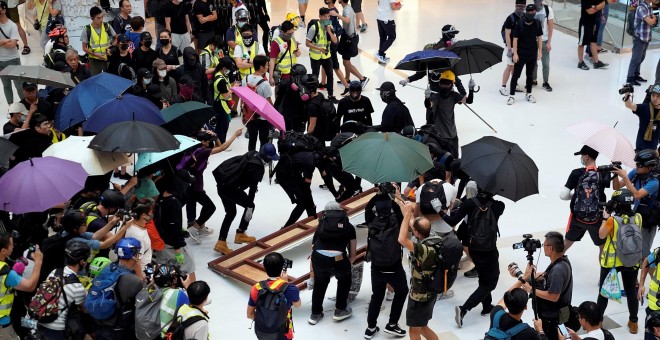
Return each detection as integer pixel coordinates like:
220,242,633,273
348,80,362,94
153,263,178,288
611,189,634,207
99,189,125,209
64,240,91,263
634,149,659,168
401,125,416,138
291,64,307,77
302,74,319,91
646,311,660,335
441,24,459,40
61,210,85,232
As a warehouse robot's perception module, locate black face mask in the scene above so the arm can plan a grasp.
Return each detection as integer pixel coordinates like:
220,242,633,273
525,13,535,23
119,44,129,51
242,36,254,47
160,38,170,46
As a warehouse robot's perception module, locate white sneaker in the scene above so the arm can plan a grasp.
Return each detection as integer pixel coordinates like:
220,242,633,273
384,56,391,63
499,87,508,96
374,52,387,64
198,226,214,236
437,290,455,300
525,93,536,103
507,96,515,105
386,290,395,301
187,227,202,244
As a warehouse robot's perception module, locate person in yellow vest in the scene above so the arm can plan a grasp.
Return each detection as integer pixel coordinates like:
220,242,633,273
268,20,301,89
597,188,642,335
212,57,236,143
200,35,223,76
81,7,117,76
178,280,211,339
233,24,266,81
639,235,660,340
0,231,43,338
306,7,339,103
226,8,256,58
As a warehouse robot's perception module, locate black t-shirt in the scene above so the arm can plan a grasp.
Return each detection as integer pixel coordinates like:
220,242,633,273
502,13,520,44
158,46,181,66
380,99,412,133
193,0,215,33
581,0,604,24
442,196,505,227
155,194,186,249
513,19,542,57
3,121,19,134
337,96,374,126
163,1,189,34
21,99,54,121
290,151,316,180
564,168,609,212
132,48,158,72
633,103,660,150
488,306,541,340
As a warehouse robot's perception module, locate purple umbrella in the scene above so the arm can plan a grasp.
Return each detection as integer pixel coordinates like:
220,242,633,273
0,157,87,213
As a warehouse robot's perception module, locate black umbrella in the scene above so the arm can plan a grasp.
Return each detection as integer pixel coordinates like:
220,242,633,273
0,138,19,168
161,101,215,136
460,136,538,202
447,38,504,77
88,121,180,153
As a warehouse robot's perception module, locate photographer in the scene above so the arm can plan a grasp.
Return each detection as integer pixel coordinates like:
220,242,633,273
613,149,660,257
152,263,192,337
624,83,660,151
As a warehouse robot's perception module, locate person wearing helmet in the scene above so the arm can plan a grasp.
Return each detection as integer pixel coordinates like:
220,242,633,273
507,4,542,106
43,26,69,62
79,189,126,234
625,83,660,151
212,56,239,142
424,70,473,157
306,7,339,103
645,309,660,339
89,257,111,278
234,24,267,80
227,7,258,57
613,149,660,258
377,81,413,133
269,20,301,88
336,80,374,127
163,0,192,52
152,263,192,338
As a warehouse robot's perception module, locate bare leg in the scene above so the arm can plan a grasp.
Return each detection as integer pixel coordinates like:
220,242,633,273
335,68,349,88
420,326,438,340
16,24,27,48
343,60,363,80
578,45,585,62
501,65,513,86
564,239,575,252
356,12,366,27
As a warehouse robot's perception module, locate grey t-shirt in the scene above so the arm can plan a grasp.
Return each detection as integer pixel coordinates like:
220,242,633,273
0,20,19,61
80,24,117,44
242,74,272,120
541,258,573,317
342,5,357,36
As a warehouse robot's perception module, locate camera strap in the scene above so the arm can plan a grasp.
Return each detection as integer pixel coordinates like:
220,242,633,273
0,25,9,40
645,105,660,141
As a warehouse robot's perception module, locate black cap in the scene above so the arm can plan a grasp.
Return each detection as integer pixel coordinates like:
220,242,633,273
22,82,37,90
117,34,129,43
376,81,396,92
140,31,152,41
195,131,216,142
574,145,599,159
137,68,153,78
526,4,536,11
515,0,526,4
0,1,8,11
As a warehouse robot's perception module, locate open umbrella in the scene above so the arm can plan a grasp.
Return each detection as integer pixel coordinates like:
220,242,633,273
565,120,636,168
446,38,504,76
88,121,180,153
84,94,164,133
232,86,285,131
0,139,18,168
0,157,87,213
339,132,434,183
43,136,130,176
0,65,76,88
134,135,200,172
161,102,215,136
460,136,538,202
55,73,134,131
395,50,460,72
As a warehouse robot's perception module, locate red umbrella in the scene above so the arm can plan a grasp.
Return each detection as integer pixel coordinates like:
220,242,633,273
232,86,286,131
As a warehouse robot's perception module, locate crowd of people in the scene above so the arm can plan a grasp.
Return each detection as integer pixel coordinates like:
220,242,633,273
0,0,658,339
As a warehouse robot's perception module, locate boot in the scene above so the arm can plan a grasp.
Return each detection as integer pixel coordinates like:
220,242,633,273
234,232,256,244
214,240,233,254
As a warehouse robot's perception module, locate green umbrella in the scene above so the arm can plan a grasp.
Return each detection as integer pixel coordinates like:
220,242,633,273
339,132,434,183
161,101,215,136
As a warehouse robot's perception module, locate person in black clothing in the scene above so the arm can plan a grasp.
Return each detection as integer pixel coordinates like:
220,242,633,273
8,113,51,168
278,150,317,227
63,49,91,85
20,82,54,121
192,0,217,52
275,63,308,133
487,286,546,340
176,47,209,103
156,29,181,78
336,80,374,126
106,45,133,79
111,0,132,34
305,74,336,142
132,32,157,71
377,81,413,133
508,4,542,105
131,68,154,98
442,189,505,328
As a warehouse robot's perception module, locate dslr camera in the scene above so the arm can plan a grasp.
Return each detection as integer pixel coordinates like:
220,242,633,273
377,182,396,196
619,84,634,95
599,200,615,214
597,161,622,172
115,209,132,222
512,234,542,253
283,258,293,272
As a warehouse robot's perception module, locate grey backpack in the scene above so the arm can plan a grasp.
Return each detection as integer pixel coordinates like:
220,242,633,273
134,285,164,340
613,215,643,267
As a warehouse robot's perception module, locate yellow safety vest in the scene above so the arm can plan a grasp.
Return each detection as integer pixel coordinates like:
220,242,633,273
50,128,66,144
213,71,231,115
273,36,297,75
0,262,15,319
600,214,643,268
177,304,210,339
35,0,49,27
229,25,244,57
237,43,258,79
87,24,111,61
309,22,330,60
648,248,660,311
200,46,219,70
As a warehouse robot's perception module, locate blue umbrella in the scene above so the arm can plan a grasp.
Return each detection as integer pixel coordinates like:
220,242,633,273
83,94,165,133
134,135,200,172
55,73,134,131
395,50,461,72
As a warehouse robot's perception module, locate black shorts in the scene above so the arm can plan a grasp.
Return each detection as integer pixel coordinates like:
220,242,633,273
565,215,605,246
330,43,340,70
338,34,359,60
578,20,598,46
352,0,362,13
406,295,436,327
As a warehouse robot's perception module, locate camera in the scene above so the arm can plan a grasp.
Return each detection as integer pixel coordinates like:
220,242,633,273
33,22,41,31
115,209,132,222
377,182,396,196
619,84,634,95
508,262,524,280
144,262,156,277
283,258,293,272
512,234,542,253
597,161,622,172
599,200,615,214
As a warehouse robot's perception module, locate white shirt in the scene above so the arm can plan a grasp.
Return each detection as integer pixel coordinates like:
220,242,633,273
126,224,152,268
376,0,397,22
39,267,86,331
233,43,266,61
535,5,555,41
583,329,605,340
415,180,458,234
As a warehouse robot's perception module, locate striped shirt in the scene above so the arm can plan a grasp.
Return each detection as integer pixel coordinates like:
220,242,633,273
38,267,85,331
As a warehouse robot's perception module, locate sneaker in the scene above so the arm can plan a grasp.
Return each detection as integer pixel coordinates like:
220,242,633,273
308,313,324,325
515,85,524,92
577,61,590,70
593,60,609,69
328,96,339,104
197,226,214,236
636,76,648,83
341,88,349,96
507,96,515,105
525,93,536,103
629,79,642,86
438,290,454,300
319,83,327,90
464,268,478,278
361,77,369,89
333,307,352,321
187,227,202,243
542,82,553,92
374,52,387,64
299,19,306,28
364,327,379,339
384,323,406,337
532,80,538,87
386,290,395,301
480,304,494,316
455,306,466,328
384,56,391,63
598,48,608,53
499,86,508,96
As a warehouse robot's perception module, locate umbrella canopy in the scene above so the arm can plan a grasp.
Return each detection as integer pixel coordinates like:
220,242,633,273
43,136,130,176
232,86,286,131
339,132,434,183
0,157,87,213
395,50,460,72
0,139,18,168
161,101,215,136
447,38,504,76
55,73,134,131
0,65,76,88
135,135,200,172
565,120,636,168
84,94,164,133
460,136,539,202
88,121,180,153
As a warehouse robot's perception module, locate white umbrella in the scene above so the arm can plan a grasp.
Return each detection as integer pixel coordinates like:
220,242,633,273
565,120,636,167
43,136,130,176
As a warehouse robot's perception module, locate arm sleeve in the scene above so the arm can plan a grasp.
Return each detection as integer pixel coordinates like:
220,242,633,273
443,197,472,226
643,178,659,197
407,70,426,83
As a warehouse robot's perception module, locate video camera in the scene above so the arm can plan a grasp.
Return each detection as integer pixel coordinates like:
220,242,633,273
597,161,622,173
512,234,541,253
619,84,634,95
283,258,293,272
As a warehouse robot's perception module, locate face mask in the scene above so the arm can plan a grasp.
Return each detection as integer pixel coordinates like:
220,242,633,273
158,70,167,77
535,0,543,11
160,38,170,46
280,33,292,41
119,44,128,51
238,20,247,28
143,40,152,47
143,77,152,85
580,157,586,166
515,8,524,17
242,36,253,46
380,91,390,102
525,13,535,23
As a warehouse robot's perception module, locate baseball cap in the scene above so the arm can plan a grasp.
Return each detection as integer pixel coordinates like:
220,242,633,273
526,4,537,11
8,102,27,115
650,83,660,94
260,143,280,161
137,68,153,79
117,34,129,43
376,81,396,92
152,58,166,70
140,31,152,41
574,145,599,159
22,82,37,90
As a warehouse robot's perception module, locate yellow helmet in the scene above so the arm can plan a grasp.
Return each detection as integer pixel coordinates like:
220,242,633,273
286,12,301,28
439,70,456,83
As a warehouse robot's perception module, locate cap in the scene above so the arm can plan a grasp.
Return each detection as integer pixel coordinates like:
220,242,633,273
0,1,8,11
650,83,660,94
8,102,27,115
137,68,153,78
376,81,396,92
324,201,343,211
22,82,37,90
152,58,166,69
574,145,599,159
441,24,459,34
117,34,129,43
526,4,537,11
515,0,526,4
260,143,280,161
140,31,152,41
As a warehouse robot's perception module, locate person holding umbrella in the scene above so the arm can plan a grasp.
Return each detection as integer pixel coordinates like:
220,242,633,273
8,113,51,168
377,81,414,133
507,4,543,106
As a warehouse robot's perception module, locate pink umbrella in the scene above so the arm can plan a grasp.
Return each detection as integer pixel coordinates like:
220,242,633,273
232,86,286,131
565,120,636,167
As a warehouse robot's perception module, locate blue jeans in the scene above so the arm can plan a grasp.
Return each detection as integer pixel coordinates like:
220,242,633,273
0,58,22,104
597,3,609,46
627,37,650,82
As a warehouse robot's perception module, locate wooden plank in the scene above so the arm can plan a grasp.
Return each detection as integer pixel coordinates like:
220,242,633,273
344,192,375,210
220,245,267,267
264,227,308,246
234,263,269,282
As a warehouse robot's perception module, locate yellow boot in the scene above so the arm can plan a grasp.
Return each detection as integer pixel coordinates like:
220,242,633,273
234,232,256,244
214,240,233,254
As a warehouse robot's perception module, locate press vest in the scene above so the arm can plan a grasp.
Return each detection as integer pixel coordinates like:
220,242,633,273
273,36,297,75
237,43,258,79
200,46,219,70
87,24,111,61
648,248,660,311
177,304,210,339
0,262,15,319
600,214,642,268
213,71,231,115
159,288,181,337
309,22,331,60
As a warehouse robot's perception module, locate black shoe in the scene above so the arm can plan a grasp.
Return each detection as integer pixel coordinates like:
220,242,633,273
629,80,642,86
464,268,478,278
532,80,538,86
341,88,349,96
593,60,609,69
480,304,494,316
364,327,380,339
328,96,339,104
384,323,406,337
636,76,648,83
542,82,553,92
455,306,466,328
577,61,589,70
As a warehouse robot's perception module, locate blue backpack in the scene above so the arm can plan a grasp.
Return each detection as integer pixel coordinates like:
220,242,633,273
484,309,530,340
84,263,131,320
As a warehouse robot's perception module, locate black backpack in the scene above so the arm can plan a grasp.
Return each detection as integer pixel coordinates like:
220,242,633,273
163,306,207,340
317,98,339,142
422,233,463,293
212,151,262,188
253,280,290,336
366,200,401,267
572,166,601,224
467,198,499,252
278,131,324,155
583,329,615,340
314,210,351,250
419,181,447,215
500,13,520,44
626,6,638,38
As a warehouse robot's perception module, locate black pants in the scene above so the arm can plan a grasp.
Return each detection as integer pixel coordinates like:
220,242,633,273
541,317,559,340
276,82,307,133
311,251,352,315
284,181,316,227
463,249,500,311
376,19,396,56
185,189,216,225
247,119,271,151
310,57,334,97
597,266,639,322
259,17,271,54
367,264,408,328
213,100,230,143
510,55,536,95
218,186,254,240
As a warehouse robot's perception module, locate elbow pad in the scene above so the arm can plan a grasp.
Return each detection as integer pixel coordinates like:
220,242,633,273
559,187,572,201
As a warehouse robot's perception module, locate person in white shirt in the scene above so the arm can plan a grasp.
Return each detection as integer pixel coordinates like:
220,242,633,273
0,1,22,104
532,0,555,92
374,0,401,64
415,166,458,236
560,301,609,340
125,203,153,270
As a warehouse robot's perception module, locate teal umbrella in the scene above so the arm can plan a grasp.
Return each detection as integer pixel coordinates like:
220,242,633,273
339,132,434,183
135,135,200,172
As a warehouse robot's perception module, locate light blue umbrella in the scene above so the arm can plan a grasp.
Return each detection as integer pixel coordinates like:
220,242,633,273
134,135,200,172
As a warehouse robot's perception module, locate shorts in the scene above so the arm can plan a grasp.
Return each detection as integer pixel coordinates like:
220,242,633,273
504,48,514,66
352,0,362,13
7,7,19,24
338,34,359,60
406,295,436,327
565,215,605,246
330,43,340,70
297,0,309,4
578,21,598,46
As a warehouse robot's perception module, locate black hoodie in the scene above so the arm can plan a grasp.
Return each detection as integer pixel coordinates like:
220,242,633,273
176,47,209,103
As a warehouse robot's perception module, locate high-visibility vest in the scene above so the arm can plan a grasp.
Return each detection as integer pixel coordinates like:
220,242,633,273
229,25,244,57
600,214,642,268
87,23,112,61
177,304,210,339
648,248,660,311
0,262,15,319
273,36,297,75
200,46,219,70
309,21,330,60
237,43,258,79
213,71,231,115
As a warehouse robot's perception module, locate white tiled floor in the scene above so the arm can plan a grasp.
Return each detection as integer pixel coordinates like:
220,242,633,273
3,0,660,339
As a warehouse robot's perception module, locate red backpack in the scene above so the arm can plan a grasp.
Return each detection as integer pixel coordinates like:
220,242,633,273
241,76,268,125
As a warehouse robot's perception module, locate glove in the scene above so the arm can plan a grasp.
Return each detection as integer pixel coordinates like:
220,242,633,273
507,48,514,58
424,87,432,99
175,252,185,265
244,207,254,222
468,78,476,91
306,278,314,290
399,79,409,87
430,198,444,213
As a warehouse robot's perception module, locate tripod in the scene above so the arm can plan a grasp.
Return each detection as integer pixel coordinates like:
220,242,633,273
527,251,540,320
